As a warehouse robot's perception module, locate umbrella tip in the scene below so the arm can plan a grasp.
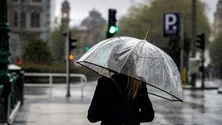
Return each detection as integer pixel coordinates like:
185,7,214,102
144,26,150,40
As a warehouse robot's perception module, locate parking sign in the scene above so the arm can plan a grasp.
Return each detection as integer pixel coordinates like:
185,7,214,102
163,13,180,37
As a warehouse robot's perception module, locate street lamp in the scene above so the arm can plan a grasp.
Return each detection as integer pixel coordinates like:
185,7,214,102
0,0,12,123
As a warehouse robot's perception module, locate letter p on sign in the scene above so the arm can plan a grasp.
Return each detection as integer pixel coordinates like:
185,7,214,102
163,13,180,37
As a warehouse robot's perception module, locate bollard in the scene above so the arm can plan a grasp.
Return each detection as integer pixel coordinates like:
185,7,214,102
6,64,24,124
18,71,24,105
8,64,24,107
10,72,18,110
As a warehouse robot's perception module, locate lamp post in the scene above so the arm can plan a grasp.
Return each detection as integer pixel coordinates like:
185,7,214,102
0,0,12,123
191,0,197,87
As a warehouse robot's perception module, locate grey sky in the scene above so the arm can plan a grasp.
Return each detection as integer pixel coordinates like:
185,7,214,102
53,0,218,26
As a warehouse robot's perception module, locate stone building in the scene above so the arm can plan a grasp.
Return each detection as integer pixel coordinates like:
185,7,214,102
80,9,106,47
7,0,50,63
213,0,222,39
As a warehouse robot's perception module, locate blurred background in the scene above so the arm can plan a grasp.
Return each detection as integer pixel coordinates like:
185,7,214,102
1,0,222,125
7,0,221,82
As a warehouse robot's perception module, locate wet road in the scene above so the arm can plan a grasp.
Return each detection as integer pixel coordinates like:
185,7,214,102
13,80,222,125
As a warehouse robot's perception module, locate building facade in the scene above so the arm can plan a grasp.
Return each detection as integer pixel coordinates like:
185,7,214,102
45,0,51,43
213,0,222,39
7,0,50,63
80,9,106,47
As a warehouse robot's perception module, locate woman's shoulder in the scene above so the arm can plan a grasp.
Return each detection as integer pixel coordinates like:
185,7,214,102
97,76,116,91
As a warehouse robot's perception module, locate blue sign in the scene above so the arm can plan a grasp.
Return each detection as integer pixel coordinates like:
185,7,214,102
163,13,180,37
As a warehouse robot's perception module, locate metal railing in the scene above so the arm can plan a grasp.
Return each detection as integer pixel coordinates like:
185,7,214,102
24,73,87,97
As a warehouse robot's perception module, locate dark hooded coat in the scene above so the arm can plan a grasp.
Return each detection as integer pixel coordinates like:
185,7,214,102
87,74,155,125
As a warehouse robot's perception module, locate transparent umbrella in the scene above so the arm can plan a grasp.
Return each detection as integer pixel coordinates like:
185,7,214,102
77,36,183,102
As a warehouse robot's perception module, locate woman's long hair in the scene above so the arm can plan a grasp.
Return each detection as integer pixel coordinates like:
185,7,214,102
126,77,142,100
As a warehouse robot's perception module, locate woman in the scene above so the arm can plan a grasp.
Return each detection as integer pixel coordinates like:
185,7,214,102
87,73,155,125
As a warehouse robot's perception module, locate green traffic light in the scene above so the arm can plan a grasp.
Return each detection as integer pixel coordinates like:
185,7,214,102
85,46,90,51
115,27,119,32
109,26,118,34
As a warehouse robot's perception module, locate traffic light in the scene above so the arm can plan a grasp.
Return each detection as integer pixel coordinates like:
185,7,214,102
68,31,77,52
196,33,205,88
17,59,22,65
107,9,118,38
196,33,205,51
69,54,74,60
199,65,204,72
85,46,90,51
62,31,78,52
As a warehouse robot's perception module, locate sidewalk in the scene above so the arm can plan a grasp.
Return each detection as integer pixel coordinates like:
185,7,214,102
12,81,222,125
13,96,97,125
183,79,220,90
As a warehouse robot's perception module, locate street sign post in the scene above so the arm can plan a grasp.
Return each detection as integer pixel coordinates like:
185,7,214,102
164,13,186,84
163,13,180,37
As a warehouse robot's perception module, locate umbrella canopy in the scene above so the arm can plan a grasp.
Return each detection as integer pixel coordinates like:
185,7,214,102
77,36,183,102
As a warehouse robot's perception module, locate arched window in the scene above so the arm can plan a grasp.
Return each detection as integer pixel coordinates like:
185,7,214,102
31,12,40,28
20,11,26,28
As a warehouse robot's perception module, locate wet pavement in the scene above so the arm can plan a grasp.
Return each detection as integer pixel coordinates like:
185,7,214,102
12,80,222,125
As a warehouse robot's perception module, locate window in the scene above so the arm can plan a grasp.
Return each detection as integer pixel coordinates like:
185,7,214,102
13,12,18,27
20,11,26,28
219,13,222,18
31,12,40,28
32,0,41,2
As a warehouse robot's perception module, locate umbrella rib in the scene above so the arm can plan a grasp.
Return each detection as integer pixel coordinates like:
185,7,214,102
98,37,124,75
159,52,182,100
77,60,183,102
162,53,181,91
77,61,118,76
131,52,161,59
118,40,144,73
139,40,146,55
144,81,183,102
99,37,132,75
148,92,173,101
148,92,182,102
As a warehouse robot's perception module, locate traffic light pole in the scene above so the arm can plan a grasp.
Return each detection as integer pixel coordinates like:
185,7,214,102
196,33,205,89
201,53,205,89
191,0,197,88
180,21,184,83
64,30,77,97
66,31,71,98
